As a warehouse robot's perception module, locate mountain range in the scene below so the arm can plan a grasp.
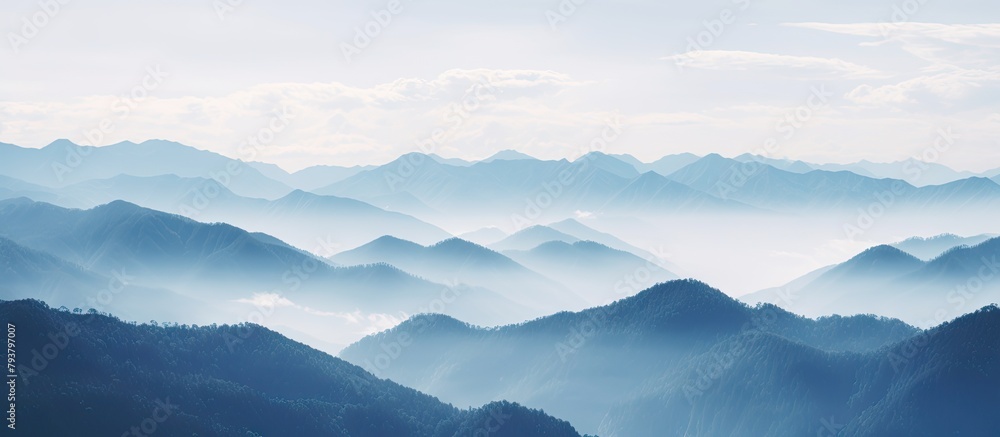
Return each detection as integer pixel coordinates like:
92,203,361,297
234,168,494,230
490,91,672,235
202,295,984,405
341,279,996,436
4,299,585,436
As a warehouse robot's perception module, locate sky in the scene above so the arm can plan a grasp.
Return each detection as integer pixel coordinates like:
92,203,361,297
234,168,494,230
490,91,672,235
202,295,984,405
1,0,998,172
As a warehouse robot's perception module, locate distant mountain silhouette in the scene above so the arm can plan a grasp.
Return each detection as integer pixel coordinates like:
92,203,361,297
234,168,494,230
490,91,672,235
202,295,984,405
332,236,584,312
504,240,677,304
457,226,508,245
892,233,998,260
743,239,1000,325
3,299,584,437
9,174,452,250
0,199,524,338
247,161,375,191
0,139,293,199
489,225,580,251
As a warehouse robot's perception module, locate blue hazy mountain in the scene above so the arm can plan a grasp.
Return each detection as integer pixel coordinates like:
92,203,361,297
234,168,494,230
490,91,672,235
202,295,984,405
811,158,979,186
0,199,527,352
601,170,750,213
489,225,580,251
331,236,584,311
3,299,584,437
0,139,293,199
0,236,197,322
457,226,508,245
668,154,1000,212
314,154,639,224
340,280,922,436
546,218,679,270
637,153,702,176
892,233,998,260
482,149,537,162
504,240,678,305
247,161,375,191
573,152,640,179
743,239,1000,325
732,153,815,173
22,173,452,250
0,174,72,206
0,199,524,332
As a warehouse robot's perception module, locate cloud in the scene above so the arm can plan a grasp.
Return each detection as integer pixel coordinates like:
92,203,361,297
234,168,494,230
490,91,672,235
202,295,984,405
234,292,403,333
235,293,296,308
846,69,1000,106
662,50,884,79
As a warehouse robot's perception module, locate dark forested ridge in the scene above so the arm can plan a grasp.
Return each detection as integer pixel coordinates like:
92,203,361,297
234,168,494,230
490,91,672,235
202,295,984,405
342,280,999,436
1,299,583,437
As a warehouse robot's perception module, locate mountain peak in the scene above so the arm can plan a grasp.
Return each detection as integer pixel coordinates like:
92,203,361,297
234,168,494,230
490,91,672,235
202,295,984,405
483,149,536,162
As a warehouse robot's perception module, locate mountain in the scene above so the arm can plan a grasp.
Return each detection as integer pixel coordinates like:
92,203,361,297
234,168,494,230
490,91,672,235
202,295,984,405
0,236,197,322
600,171,747,214
747,239,1000,325
811,159,978,186
601,305,1000,436
341,280,924,436
892,233,998,260
0,199,522,348
547,218,677,270
490,225,580,251
4,299,583,437
482,149,537,162
331,236,584,312
247,162,374,191
314,154,638,226
457,226,508,245
504,240,677,305
732,153,815,173
22,174,452,251
639,153,701,176
0,174,72,206
0,139,293,199
668,154,1000,213
574,152,640,179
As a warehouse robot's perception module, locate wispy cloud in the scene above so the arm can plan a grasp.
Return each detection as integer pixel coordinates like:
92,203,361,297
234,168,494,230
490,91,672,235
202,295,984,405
662,50,885,79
